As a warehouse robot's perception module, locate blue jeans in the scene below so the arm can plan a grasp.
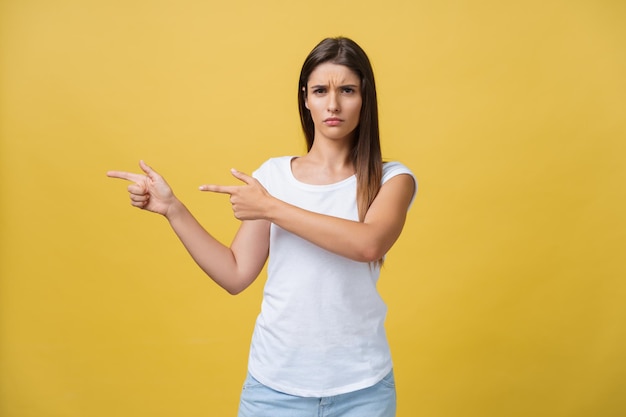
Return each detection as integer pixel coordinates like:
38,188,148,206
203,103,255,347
237,370,396,417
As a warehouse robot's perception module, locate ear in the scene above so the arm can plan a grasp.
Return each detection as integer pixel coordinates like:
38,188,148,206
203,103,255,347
302,86,309,109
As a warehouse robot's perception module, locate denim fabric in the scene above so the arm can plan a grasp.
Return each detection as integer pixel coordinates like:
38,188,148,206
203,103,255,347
237,370,396,417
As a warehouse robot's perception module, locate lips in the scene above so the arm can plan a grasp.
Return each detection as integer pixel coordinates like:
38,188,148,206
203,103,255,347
323,117,343,126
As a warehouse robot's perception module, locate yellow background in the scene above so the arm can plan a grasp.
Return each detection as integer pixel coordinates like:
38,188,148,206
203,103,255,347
1,0,625,416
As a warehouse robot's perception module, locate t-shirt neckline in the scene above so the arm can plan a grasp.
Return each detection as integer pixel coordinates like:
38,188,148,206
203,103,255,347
286,156,356,190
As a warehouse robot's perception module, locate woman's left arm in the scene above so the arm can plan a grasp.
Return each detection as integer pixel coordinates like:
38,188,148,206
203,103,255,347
201,169,415,262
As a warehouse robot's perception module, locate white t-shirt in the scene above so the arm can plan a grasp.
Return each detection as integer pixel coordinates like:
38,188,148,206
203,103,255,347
249,156,416,397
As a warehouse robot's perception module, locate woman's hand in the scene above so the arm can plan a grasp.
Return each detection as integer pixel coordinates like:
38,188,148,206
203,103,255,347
199,169,273,221
107,160,177,217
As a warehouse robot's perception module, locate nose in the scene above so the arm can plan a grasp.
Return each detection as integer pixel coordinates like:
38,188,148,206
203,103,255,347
327,91,340,113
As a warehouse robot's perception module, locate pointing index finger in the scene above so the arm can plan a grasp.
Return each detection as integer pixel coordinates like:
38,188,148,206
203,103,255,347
198,184,237,194
106,170,145,183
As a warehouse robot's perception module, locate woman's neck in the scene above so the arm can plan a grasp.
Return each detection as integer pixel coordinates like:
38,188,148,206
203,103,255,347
292,141,355,185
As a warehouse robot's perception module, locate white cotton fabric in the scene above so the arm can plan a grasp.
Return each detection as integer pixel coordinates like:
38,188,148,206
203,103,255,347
249,156,416,397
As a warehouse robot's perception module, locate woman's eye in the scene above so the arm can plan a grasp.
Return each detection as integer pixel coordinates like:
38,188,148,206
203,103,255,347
313,88,326,94
342,87,355,94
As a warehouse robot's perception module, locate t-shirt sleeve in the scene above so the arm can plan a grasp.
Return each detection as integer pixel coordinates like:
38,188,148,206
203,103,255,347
252,156,294,196
252,159,273,191
382,161,418,209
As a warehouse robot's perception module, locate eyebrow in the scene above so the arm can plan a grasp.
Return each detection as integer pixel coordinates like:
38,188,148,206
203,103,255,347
309,84,360,89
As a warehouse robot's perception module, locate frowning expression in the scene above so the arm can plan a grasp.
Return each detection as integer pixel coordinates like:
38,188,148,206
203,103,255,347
305,62,362,143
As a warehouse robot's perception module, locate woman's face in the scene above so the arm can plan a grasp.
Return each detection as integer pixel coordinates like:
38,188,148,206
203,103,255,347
305,62,362,143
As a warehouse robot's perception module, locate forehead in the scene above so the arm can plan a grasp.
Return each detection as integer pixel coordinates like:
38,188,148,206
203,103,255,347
307,62,360,85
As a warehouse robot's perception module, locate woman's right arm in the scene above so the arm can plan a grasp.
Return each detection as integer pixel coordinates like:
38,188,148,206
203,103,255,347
107,160,269,295
166,202,269,294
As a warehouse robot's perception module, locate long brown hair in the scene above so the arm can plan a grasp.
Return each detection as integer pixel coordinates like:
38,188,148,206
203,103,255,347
298,37,383,223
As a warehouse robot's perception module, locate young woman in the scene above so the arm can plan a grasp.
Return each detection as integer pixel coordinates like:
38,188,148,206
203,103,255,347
108,37,416,417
